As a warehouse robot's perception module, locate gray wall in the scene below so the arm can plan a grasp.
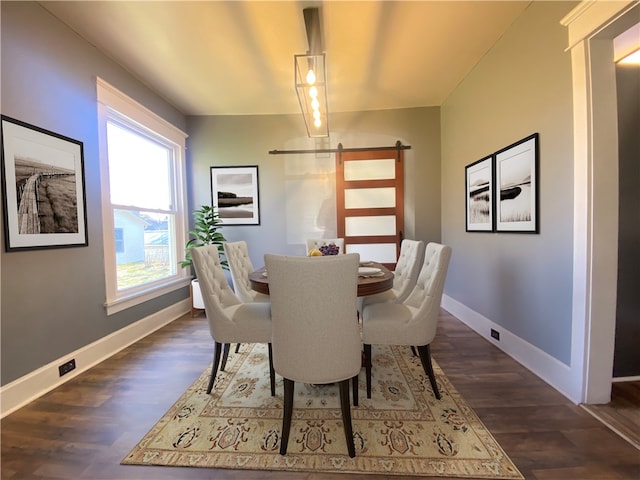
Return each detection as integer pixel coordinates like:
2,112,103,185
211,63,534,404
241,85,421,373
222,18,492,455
614,64,640,377
186,107,441,268
440,1,576,364
1,3,189,385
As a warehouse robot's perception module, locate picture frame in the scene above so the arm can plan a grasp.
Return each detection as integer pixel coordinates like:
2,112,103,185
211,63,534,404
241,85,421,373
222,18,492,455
495,133,539,233
1,115,88,251
210,165,260,225
465,155,494,232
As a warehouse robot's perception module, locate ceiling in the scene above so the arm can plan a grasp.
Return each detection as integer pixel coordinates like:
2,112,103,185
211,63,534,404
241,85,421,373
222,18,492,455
40,1,532,116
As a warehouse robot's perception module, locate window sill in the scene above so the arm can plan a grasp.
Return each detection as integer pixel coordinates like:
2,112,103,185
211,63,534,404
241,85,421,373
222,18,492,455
105,277,191,316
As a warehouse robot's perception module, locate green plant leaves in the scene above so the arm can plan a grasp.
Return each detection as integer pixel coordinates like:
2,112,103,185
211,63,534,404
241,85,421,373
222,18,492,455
179,205,228,270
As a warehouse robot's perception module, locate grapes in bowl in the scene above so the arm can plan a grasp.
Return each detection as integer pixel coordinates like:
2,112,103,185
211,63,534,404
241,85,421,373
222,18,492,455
319,243,340,255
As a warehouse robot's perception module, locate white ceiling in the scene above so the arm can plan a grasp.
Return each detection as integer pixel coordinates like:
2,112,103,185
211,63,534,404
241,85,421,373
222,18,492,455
40,1,532,116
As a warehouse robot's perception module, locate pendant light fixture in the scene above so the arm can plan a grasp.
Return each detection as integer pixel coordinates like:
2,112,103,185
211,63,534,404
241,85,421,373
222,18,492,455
295,7,329,138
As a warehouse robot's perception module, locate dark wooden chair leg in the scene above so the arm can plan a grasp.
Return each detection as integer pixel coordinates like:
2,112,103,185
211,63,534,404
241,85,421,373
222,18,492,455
268,343,276,396
411,346,418,357
364,344,372,399
235,343,241,353
339,379,356,458
352,374,359,407
206,341,222,394
220,343,231,371
280,378,295,455
417,344,441,400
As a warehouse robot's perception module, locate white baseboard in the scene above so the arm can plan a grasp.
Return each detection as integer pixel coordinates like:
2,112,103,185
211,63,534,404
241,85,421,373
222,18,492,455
0,300,190,419
441,294,580,404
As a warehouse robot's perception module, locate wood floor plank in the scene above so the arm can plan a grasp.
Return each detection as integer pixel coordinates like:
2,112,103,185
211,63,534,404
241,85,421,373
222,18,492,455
2,310,639,480
581,381,640,450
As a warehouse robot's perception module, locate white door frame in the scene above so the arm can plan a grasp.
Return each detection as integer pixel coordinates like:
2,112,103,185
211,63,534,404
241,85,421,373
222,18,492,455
561,0,639,404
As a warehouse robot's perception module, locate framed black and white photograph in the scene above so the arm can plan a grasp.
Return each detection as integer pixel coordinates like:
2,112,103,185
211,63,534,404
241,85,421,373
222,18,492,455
1,115,88,251
495,133,539,233
211,165,260,225
465,155,494,232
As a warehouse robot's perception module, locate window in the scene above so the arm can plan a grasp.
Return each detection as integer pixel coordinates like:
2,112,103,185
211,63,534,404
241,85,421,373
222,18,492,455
97,78,189,315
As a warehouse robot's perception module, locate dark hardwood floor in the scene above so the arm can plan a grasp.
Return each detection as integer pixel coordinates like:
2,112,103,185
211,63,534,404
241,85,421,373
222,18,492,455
581,381,640,451
2,310,639,480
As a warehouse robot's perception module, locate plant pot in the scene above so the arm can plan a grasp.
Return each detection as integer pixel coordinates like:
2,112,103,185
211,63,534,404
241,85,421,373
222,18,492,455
191,279,205,314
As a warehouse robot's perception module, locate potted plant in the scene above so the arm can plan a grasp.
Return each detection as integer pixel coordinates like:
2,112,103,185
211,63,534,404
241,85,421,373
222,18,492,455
180,205,227,314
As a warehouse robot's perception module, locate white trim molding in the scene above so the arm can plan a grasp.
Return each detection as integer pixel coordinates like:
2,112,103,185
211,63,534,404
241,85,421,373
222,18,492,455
0,300,190,418
560,0,638,404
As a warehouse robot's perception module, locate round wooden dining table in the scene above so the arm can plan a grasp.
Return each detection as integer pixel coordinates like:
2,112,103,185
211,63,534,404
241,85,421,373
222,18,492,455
249,261,394,297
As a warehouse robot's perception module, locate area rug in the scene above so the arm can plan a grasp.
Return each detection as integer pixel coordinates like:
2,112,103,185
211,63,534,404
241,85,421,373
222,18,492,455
123,343,523,478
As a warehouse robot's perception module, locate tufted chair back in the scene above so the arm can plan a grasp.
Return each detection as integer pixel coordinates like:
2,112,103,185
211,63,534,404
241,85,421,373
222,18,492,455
223,241,269,303
403,242,452,345
358,239,425,312
265,252,361,383
392,239,426,302
191,245,242,340
192,242,273,344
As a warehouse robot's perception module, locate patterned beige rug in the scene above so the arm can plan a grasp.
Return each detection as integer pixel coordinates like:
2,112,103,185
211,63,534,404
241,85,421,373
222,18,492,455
123,343,523,478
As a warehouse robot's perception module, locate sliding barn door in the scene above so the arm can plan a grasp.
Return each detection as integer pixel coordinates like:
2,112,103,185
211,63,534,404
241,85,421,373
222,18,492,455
336,146,404,269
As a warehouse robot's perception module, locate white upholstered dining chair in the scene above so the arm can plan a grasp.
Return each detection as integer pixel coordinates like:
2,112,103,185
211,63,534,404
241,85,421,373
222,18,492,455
264,252,361,457
223,240,270,304
221,240,270,368
359,239,425,312
191,244,275,396
362,242,451,400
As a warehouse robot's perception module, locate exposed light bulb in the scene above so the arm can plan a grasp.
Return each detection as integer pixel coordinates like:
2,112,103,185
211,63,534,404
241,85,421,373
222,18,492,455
306,69,316,84
294,53,328,136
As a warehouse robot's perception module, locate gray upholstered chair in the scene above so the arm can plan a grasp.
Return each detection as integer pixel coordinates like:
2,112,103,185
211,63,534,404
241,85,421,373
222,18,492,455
223,240,270,304
191,244,275,396
305,238,345,255
362,242,451,400
265,252,361,457
359,239,425,312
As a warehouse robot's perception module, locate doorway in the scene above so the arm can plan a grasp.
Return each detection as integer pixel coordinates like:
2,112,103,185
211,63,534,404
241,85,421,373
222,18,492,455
563,1,640,404
613,57,640,379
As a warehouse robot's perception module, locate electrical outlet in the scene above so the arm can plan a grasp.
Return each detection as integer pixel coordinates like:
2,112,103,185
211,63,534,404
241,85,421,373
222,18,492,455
490,329,500,341
58,359,76,377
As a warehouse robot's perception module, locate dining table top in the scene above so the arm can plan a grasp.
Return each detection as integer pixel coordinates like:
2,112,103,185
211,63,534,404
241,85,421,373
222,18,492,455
248,261,394,297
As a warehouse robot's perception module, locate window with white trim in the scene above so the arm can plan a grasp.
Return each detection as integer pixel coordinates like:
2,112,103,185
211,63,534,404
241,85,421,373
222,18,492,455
97,78,189,315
